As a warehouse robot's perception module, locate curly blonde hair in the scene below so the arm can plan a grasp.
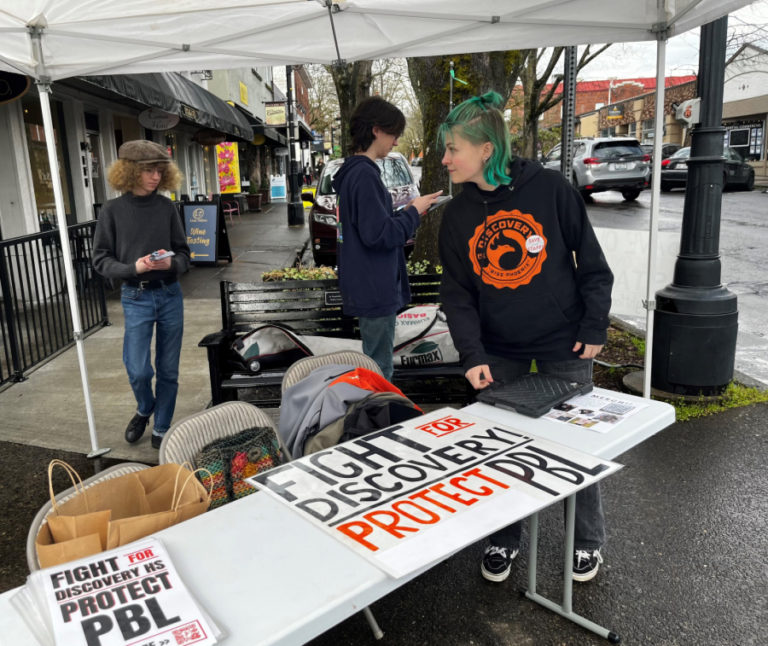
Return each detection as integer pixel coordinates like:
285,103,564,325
107,159,183,194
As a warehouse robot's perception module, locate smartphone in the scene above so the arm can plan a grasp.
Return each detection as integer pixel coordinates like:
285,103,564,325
427,195,452,212
150,250,176,261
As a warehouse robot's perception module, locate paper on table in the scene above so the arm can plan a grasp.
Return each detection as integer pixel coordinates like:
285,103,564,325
543,390,649,432
17,537,223,646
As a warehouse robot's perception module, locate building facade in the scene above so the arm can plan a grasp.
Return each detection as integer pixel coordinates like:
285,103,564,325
0,70,254,240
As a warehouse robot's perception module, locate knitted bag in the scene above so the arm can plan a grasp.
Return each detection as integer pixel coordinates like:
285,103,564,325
193,426,285,508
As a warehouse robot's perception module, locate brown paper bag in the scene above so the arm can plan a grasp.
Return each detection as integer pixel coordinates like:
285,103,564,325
36,528,103,570
36,461,210,568
47,510,112,548
105,510,179,550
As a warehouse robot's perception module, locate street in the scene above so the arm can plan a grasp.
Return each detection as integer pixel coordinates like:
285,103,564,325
585,187,768,386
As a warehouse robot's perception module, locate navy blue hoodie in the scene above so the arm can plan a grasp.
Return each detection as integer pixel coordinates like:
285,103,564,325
438,158,613,369
333,155,420,317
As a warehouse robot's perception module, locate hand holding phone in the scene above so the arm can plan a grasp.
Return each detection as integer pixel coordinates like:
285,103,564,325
427,195,452,212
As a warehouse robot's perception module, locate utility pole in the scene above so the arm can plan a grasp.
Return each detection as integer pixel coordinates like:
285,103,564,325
651,17,738,395
285,65,304,226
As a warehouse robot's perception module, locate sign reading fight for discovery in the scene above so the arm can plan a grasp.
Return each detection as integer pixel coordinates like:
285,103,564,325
248,408,621,578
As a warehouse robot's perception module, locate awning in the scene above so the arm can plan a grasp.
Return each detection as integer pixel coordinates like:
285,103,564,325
76,72,253,141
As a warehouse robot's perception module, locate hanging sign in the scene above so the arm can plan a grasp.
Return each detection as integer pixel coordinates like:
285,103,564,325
184,203,218,265
265,102,287,126
216,142,241,194
138,108,180,131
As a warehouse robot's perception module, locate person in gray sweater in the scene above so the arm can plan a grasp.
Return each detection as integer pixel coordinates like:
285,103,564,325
93,140,190,448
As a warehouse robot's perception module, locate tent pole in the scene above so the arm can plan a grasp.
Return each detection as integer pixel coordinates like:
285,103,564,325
31,28,110,457
642,36,667,399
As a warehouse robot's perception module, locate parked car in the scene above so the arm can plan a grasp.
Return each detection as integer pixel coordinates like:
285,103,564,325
660,146,755,192
640,142,681,161
303,152,420,267
542,137,651,201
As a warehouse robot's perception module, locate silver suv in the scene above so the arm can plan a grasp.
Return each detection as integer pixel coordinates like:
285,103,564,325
542,137,651,201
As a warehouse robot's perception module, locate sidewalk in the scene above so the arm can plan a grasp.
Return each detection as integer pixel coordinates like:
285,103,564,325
0,201,306,463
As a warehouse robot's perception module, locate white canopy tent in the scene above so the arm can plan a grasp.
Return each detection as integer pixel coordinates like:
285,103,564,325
0,0,757,454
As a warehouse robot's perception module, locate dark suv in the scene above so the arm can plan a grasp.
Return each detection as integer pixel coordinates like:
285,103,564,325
303,152,420,267
543,137,651,201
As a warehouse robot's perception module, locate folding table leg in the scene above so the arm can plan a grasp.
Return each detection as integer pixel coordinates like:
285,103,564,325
524,494,621,643
362,606,384,640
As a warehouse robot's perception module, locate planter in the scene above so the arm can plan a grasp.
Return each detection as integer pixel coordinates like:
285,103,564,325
259,188,271,205
246,193,262,212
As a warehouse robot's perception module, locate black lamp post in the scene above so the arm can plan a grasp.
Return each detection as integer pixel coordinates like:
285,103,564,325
651,16,738,396
285,65,304,226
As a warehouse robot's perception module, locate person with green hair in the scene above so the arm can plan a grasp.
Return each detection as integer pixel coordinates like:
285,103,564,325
438,91,614,584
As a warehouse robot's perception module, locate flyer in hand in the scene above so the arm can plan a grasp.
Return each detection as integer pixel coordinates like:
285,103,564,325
19,537,220,646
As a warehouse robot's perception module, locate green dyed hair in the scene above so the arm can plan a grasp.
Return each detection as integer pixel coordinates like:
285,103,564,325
438,91,513,187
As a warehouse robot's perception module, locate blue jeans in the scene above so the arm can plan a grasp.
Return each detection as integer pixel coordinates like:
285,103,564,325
485,355,606,551
121,282,184,434
359,314,396,381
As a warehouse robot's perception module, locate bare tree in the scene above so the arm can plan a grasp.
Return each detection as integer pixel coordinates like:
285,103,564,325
327,61,373,156
305,63,340,141
519,45,611,159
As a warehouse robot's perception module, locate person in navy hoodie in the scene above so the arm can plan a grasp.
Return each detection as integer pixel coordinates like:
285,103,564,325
333,97,442,380
438,92,614,584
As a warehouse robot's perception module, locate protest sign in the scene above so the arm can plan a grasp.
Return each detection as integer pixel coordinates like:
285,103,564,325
31,538,218,646
248,407,621,578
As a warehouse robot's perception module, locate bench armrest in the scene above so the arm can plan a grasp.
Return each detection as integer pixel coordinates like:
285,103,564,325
199,329,230,348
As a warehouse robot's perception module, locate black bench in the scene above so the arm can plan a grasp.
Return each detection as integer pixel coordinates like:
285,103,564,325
199,274,472,407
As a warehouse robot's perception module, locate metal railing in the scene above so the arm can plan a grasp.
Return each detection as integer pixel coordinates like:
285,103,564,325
0,221,109,386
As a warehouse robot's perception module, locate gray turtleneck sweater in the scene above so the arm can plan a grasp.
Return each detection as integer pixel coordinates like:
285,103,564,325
93,192,190,281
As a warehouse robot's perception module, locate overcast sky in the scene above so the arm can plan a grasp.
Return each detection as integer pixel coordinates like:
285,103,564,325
577,0,768,80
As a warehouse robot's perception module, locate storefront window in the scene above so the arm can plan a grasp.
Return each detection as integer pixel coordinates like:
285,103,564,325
22,97,73,227
641,119,654,144
202,145,217,197
725,121,763,161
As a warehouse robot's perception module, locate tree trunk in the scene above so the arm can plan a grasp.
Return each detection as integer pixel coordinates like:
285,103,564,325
328,61,373,157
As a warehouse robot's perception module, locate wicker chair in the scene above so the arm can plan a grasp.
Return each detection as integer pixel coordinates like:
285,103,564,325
281,350,382,393
280,351,385,639
158,401,285,465
27,462,150,572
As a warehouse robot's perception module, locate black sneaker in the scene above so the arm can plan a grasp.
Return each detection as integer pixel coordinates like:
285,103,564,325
481,545,519,582
151,433,165,449
573,548,604,582
125,413,150,443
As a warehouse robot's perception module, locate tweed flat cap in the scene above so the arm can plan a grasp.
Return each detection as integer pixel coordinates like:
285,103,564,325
118,140,170,164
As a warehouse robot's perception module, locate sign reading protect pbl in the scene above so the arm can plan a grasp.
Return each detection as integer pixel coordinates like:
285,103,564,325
36,538,218,646
183,203,218,265
248,408,620,578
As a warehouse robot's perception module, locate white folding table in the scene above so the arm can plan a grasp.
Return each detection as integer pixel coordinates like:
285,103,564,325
0,388,674,646
464,393,675,642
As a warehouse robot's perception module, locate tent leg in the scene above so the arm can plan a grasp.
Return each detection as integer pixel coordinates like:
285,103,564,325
37,84,110,458
642,36,667,400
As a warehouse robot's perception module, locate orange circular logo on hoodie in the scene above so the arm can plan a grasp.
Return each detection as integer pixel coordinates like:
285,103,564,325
468,209,547,289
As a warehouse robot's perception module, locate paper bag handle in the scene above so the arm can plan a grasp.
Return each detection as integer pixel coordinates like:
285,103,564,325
171,462,213,510
48,459,89,513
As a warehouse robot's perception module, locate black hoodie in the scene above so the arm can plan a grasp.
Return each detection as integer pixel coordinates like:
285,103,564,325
332,155,419,317
438,158,613,370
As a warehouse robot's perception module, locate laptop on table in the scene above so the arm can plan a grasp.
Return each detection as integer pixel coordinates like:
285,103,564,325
475,372,593,418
